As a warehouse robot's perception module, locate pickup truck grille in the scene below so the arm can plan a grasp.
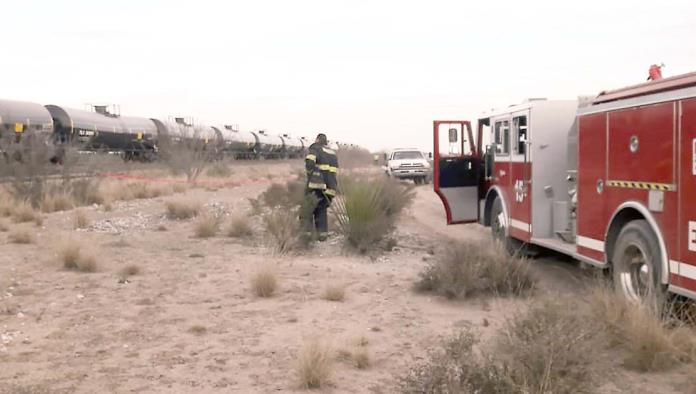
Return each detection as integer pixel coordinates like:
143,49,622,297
399,163,424,168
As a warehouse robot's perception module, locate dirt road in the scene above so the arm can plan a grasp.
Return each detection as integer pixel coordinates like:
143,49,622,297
0,166,689,393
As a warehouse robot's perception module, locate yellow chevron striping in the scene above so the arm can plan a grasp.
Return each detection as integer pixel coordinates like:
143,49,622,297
606,180,675,191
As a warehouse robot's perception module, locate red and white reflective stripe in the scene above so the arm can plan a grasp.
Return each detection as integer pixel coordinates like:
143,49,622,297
670,260,696,280
510,219,531,233
577,236,605,252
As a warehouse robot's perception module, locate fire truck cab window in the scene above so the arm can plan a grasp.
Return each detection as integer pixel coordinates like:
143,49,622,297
494,120,510,155
513,116,527,156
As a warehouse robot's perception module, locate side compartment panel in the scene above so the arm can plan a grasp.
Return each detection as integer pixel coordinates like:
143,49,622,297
577,112,608,261
677,98,696,289
608,102,674,184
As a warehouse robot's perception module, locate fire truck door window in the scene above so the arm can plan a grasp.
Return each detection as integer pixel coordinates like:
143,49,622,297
494,120,510,155
513,116,527,156
437,123,472,156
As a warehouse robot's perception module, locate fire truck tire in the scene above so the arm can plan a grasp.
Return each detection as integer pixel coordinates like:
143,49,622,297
612,220,666,304
490,197,519,254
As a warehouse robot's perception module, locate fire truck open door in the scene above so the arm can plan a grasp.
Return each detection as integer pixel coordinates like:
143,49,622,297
433,120,481,224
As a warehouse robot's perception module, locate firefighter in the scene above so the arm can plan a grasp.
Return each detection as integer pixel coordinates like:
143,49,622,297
304,133,339,241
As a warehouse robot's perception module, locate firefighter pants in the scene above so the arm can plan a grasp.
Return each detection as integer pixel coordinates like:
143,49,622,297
306,189,332,235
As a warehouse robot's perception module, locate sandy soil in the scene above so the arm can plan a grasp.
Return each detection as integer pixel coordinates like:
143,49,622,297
0,162,692,393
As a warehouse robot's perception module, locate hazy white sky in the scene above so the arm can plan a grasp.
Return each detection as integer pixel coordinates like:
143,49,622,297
3,0,695,151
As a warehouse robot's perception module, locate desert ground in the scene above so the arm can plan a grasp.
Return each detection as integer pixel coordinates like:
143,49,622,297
0,160,693,393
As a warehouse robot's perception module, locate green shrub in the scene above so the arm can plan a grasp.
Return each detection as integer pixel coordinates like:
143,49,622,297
332,175,414,253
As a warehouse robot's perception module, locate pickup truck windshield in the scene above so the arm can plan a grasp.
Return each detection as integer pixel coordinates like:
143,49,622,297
392,151,423,160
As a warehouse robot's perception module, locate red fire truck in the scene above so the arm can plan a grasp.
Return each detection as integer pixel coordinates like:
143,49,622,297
433,70,696,304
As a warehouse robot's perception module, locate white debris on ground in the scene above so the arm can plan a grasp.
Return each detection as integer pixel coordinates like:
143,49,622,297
87,211,158,233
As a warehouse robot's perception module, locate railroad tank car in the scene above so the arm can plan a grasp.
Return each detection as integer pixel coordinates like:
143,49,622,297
280,134,305,158
253,130,285,158
45,105,157,159
214,125,258,158
0,99,53,144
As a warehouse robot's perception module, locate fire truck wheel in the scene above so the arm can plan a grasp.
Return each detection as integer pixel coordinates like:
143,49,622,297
490,196,528,256
612,220,666,304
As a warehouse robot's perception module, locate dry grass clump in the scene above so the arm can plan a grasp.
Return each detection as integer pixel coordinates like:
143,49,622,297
497,299,602,393
263,209,301,254
333,175,415,253
260,179,307,210
588,285,696,372
415,240,535,299
194,214,220,238
40,191,74,213
9,228,34,244
73,209,90,229
295,338,333,389
251,266,278,297
12,201,40,223
206,162,233,177
403,285,696,393
400,329,515,393
69,178,104,206
188,325,207,335
165,199,201,220
321,284,346,302
227,215,253,238
59,242,97,273
335,347,371,369
402,299,600,394
352,348,371,369
119,264,141,277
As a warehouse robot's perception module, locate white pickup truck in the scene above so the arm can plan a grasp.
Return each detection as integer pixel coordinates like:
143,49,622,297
385,148,432,185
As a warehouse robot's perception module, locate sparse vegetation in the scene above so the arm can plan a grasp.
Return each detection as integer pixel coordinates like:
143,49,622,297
73,209,90,229
40,191,74,213
188,325,207,335
9,228,34,244
227,215,254,238
59,242,97,272
206,162,233,177
159,126,216,182
321,284,346,302
263,208,301,254
403,283,696,394
333,175,415,253
194,213,220,238
251,266,278,297
12,200,40,223
588,284,696,372
415,240,535,299
352,348,371,369
295,338,332,389
119,264,141,277
0,219,9,232
165,199,201,220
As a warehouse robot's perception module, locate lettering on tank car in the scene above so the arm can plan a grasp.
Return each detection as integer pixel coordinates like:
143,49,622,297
690,221,696,252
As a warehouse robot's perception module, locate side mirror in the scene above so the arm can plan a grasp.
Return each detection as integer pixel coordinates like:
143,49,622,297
448,128,458,143
485,144,495,180
428,152,433,159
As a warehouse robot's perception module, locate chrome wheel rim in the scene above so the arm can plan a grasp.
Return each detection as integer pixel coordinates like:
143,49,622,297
618,242,652,302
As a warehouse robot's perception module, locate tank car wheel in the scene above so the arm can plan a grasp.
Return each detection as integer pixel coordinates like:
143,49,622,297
612,220,666,306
